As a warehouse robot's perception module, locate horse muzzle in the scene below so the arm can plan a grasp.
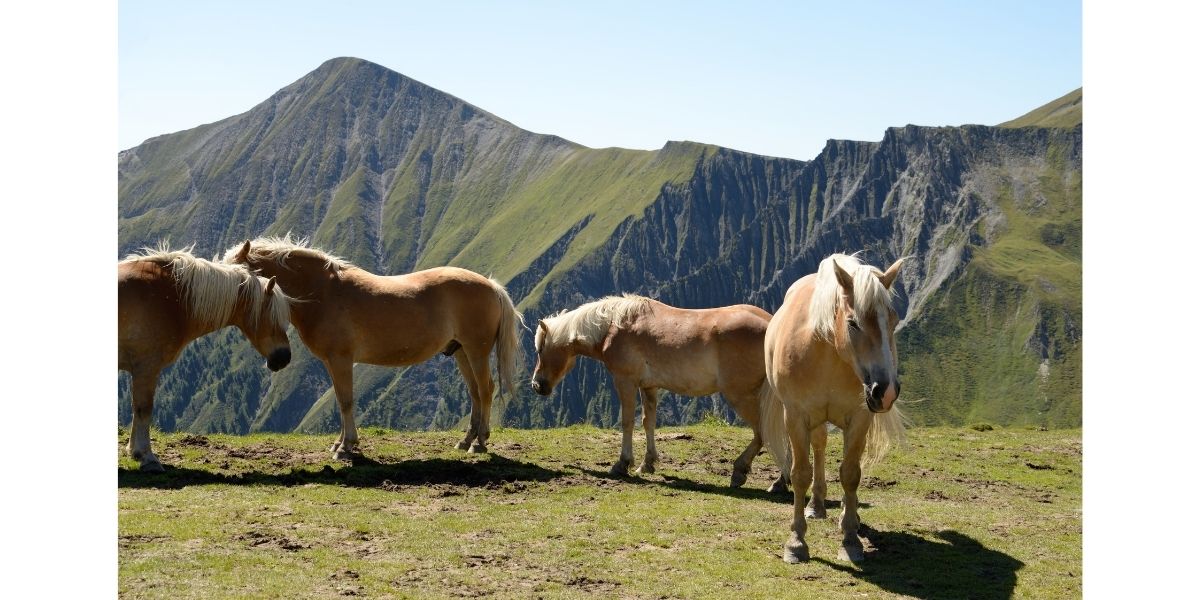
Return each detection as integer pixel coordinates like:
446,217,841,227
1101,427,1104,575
530,379,552,396
865,380,899,413
267,348,292,372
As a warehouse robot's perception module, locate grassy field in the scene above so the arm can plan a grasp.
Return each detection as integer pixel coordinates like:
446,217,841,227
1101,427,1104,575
118,423,1081,599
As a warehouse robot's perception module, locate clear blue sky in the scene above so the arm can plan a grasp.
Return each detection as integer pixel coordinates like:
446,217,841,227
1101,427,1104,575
119,0,1080,159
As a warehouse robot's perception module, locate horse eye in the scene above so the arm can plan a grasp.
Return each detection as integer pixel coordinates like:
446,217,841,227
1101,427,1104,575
847,318,860,331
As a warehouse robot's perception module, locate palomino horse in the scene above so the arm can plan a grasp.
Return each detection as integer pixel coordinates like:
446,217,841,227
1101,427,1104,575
224,236,524,459
118,245,293,471
762,253,907,563
531,295,786,490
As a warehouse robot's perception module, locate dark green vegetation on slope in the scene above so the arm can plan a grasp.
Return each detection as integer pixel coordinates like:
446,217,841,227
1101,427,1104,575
119,424,1081,599
118,57,1082,434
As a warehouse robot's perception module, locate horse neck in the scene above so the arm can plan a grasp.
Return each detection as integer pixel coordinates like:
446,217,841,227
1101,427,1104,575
251,257,334,302
570,330,608,361
223,288,263,336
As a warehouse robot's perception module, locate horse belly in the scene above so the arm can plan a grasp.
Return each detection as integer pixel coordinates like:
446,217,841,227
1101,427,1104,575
353,340,443,367
639,355,720,397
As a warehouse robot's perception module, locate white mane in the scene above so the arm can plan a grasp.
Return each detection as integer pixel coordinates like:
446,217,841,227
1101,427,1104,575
124,242,291,330
537,294,652,350
222,233,353,272
810,253,896,341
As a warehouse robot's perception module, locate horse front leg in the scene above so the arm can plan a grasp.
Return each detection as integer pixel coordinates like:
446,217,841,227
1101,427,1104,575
637,387,659,474
783,412,813,563
610,377,638,476
837,414,872,562
325,358,359,461
127,369,164,472
806,424,828,519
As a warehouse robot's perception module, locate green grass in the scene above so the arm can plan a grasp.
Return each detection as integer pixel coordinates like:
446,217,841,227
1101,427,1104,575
119,424,1081,599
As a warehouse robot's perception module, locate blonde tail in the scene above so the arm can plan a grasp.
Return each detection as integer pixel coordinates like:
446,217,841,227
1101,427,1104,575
489,278,525,401
759,381,792,475
861,404,908,470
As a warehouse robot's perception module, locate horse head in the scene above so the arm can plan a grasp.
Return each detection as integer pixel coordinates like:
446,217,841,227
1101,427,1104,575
234,275,292,372
829,256,906,413
531,319,576,395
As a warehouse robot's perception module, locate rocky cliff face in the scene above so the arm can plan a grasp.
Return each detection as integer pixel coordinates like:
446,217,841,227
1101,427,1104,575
507,125,1081,428
118,58,1082,433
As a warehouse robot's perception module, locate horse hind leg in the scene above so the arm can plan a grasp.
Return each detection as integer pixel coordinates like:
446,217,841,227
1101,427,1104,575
325,358,359,461
805,424,828,519
452,351,482,451
728,391,762,488
128,370,164,472
636,388,659,474
466,345,496,454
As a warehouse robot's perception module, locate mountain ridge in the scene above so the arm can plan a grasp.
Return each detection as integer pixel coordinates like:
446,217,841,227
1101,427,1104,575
118,57,1081,434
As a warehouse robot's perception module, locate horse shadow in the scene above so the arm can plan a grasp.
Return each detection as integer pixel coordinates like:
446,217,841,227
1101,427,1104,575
576,466,817,506
118,454,567,490
812,525,1024,600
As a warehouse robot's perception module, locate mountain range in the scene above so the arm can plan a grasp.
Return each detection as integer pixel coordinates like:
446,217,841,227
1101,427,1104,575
118,57,1081,433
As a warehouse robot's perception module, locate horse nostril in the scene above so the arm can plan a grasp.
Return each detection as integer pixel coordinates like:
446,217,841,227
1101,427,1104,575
871,382,885,402
268,348,291,371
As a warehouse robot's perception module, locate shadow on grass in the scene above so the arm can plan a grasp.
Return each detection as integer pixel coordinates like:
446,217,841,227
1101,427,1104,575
812,525,1023,600
118,454,567,490
577,466,799,505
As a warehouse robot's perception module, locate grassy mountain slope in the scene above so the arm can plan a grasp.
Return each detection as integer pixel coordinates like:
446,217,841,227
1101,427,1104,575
998,88,1082,128
118,58,1082,434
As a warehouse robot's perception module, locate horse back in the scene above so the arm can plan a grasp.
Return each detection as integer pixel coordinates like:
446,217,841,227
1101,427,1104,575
605,301,769,395
327,266,504,364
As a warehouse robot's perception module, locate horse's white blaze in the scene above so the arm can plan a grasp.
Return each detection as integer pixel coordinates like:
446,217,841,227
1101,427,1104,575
877,311,898,408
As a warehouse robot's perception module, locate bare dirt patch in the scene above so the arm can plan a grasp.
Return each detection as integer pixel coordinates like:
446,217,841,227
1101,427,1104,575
234,530,310,552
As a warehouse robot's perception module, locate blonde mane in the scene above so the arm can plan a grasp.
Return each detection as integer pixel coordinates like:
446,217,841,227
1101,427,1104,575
810,253,896,342
123,243,291,330
538,294,653,350
222,233,353,272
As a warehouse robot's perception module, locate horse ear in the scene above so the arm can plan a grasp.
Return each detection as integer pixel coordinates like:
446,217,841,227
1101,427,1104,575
832,259,855,294
235,240,251,262
878,257,906,290
265,276,277,296
538,320,549,336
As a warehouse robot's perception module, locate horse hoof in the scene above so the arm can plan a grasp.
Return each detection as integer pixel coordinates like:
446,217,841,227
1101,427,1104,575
609,462,630,476
139,460,165,473
333,449,354,461
455,441,471,451
838,543,866,563
637,463,656,475
767,479,789,494
730,471,747,488
329,442,342,453
783,540,809,563
805,506,827,520
468,443,487,454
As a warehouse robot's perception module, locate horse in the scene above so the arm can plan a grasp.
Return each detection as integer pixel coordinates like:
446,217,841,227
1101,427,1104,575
531,294,787,490
223,235,524,459
118,244,293,471
761,253,908,563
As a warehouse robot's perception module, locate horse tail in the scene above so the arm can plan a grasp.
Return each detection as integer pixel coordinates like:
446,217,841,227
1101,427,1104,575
488,278,525,399
759,380,792,475
862,404,908,470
